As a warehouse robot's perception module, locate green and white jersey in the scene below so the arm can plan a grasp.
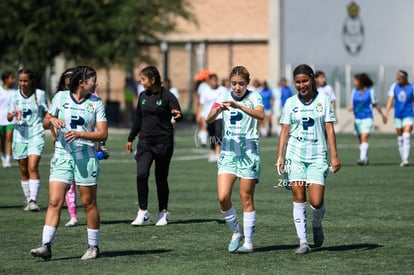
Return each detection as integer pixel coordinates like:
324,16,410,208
280,92,335,162
215,90,263,156
7,89,48,142
49,91,107,160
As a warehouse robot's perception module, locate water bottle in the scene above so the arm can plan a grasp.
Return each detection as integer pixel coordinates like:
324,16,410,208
96,151,104,160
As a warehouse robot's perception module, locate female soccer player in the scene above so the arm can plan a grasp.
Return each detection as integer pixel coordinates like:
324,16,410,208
348,73,387,165
31,66,107,260
55,68,80,227
7,69,48,211
276,64,341,254
315,71,338,123
385,70,414,166
259,81,274,137
207,66,264,253
126,66,182,226
0,71,15,168
198,73,227,162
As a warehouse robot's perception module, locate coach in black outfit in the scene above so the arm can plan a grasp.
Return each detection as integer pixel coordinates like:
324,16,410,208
126,66,182,226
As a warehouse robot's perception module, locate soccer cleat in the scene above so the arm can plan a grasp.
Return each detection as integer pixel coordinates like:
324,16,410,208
131,210,150,226
295,243,311,254
236,244,254,253
23,203,30,211
228,234,243,252
31,243,52,260
65,217,79,227
81,246,100,260
313,226,324,248
155,211,169,226
29,200,40,212
357,158,368,166
400,160,409,167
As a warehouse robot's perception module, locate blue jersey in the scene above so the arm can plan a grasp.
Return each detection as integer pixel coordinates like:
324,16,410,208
387,83,414,119
351,88,377,119
281,86,293,107
260,88,274,110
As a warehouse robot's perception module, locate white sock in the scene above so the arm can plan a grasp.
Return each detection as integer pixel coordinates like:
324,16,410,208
199,130,208,145
311,204,325,228
359,142,369,160
397,136,404,160
42,225,57,245
21,180,30,202
221,207,240,234
402,132,410,161
293,202,307,244
29,179,40,201
243,211,256,247
87,228,100,247
5,155,11,162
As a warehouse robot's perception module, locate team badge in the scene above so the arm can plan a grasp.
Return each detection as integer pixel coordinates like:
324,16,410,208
156,99,163,106
141,99,146,105
342,2,364,56
87,103,94,113
316,103,323,112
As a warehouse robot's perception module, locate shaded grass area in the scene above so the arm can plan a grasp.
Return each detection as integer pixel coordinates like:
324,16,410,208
0,129,413,274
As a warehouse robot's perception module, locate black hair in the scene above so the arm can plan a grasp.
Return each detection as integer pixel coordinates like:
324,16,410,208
141,66,162,87
208,73,218,80
68,65,96,92
229,66,250,84
354,73,373,88
56,67,76,93
1,71,13,82
262,80,269,90
314,70,325,78
18,68,37,104
293,64,314,78
398,70,408,79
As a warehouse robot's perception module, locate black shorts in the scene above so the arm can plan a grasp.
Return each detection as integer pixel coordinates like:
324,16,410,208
207,119,222,150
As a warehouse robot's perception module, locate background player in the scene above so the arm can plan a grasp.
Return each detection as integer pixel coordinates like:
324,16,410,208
0,71,15,168
315,71,338,123
207,66,264,253
276,64,340,254
385,70,414,166
348,73,387,165
31,65,107,260
7,69,48,211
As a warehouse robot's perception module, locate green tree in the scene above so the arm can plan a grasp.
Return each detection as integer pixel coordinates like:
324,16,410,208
0,0,194,89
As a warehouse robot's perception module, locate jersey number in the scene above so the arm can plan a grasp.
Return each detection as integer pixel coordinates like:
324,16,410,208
302,117,314,131
70,116,85,129
230,111,243,125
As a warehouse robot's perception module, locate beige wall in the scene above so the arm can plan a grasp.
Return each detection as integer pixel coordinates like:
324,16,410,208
104,0,271,111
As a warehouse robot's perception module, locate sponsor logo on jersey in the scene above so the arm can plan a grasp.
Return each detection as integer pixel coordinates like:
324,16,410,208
141,99,146,105
156,99,163,106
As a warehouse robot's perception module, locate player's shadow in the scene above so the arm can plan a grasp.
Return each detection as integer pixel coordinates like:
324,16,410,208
168,218,226,225
101,249,172,258
0,205,25,209
45,249,172,261
101,220,135,225
254,244,298,253
312,243,382,252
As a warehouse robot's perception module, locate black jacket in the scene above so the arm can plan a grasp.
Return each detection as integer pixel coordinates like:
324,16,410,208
128,87,182,143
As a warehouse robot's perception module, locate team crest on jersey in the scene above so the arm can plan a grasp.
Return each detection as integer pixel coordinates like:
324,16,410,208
141,99,146,105
316,103,323,112
87,103,94,113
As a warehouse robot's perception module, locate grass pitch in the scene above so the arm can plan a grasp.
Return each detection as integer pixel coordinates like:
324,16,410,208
0,127,413,274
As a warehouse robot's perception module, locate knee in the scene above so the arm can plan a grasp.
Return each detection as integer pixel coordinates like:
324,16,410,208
48,198,63,209
218,193,231,208
310,200,324,209
137,171,149,181
240,193,253,209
